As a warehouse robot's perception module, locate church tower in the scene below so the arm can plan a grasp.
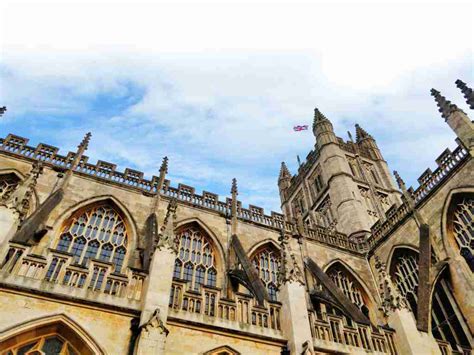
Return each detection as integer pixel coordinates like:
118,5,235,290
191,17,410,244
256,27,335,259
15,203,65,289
278,108,401,241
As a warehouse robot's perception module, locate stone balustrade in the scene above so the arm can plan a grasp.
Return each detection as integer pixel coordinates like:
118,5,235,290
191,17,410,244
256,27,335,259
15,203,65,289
169,280,281,332
367,143,469,250
436,339,472,355
309,311,397,354
0,243,145,308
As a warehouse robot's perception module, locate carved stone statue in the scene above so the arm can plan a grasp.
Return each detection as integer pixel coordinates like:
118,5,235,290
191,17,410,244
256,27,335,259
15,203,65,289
1,162,43,222
156,198,178,252
141,308,169,336
278,230,305,285
374,256,407,317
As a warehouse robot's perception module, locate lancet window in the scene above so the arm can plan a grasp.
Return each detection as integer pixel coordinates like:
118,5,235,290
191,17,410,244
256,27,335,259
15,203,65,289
390,248,472,351
172,226,218,290
0,173,20,201
451,196,474,271
252,247,281,301
326,263,369,316
55,204,128,273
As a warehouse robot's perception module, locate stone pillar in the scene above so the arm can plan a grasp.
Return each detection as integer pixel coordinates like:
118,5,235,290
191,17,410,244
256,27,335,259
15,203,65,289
135,200,177,355
375,256,441,355
387,309,441,355
279,281,314,354
278,231,314,354
135,247,175,355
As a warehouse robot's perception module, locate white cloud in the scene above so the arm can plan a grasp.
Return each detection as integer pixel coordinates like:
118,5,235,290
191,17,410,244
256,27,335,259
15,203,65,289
0,0,473,213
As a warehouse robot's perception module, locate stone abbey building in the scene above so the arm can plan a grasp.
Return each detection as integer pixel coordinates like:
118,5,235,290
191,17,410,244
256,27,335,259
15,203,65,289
0,80,473,355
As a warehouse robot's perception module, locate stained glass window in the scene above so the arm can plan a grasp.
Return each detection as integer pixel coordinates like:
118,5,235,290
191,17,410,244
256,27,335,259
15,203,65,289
55,204,128,272
452,196,474,271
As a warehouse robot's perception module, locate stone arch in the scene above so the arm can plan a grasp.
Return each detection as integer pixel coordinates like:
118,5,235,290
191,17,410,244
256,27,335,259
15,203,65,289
386,243,419,272
247,238,280,257
203,345,241,355
0,313,105,355
323,259,377,321
441,187,474,274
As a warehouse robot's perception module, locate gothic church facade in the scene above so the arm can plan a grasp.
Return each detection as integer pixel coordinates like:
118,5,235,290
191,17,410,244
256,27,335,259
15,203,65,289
0,80,473,354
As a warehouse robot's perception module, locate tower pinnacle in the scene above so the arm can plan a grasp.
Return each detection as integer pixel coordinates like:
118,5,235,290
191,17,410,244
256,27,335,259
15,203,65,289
455,79,474,109
430,88,464,120
279,162,291,181
355,123,372,142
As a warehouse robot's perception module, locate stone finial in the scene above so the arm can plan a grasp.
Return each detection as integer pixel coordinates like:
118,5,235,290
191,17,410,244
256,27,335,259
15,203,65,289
0,106,6,117
393,170,406,191
355,123,372,142
374,256,407,316
431,88,464,120
159,156,168,175
78,132,92,152
231,178,238,196
313,107,329,130
278,229,305,285
455,79,474,109
157,198,178,252
278,162,291,181
347,130,354,143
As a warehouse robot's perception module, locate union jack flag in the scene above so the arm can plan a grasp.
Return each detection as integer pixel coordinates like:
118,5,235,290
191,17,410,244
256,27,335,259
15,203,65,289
293,125,308,131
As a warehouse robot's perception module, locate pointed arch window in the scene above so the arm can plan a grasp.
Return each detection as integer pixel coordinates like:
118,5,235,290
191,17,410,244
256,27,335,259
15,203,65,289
173,226,218,291
451,195,474,271
390,248,472,351
55,203,128,273
252,246,281,301
326,263,369,312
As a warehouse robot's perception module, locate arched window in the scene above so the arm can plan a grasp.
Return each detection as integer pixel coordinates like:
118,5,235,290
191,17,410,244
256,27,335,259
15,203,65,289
55,203,128,273
326,263,369,313
450,195,474,271
173,226,218,290
390,248,472,351
0,173,20,200
251,246,281,302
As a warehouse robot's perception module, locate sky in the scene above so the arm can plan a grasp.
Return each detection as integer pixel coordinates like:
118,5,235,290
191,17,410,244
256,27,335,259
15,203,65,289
0,0,473,214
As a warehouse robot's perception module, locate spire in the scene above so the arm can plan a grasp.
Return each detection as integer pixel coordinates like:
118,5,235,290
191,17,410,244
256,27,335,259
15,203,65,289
231,178,238,196
431,88,464,120
159,156,168,175
0,106,6,117
279,162,291,181
455,79,474,109
312,107,328,128
355,123,372,142
59,132,91,189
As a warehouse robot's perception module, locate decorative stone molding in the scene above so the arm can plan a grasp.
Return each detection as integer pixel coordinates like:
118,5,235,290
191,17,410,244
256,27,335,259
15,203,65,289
374,256,407,317
1,162,42,222
278,230,304,285
140,308,169,336
156,198,178,252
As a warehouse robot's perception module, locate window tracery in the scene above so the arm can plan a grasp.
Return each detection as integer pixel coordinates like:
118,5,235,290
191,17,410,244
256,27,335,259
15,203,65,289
390,248,472,351
0,173,20,201
172,226,218,290
2,335,79,355
452,196,474,271
326,264,368,312
252,246,281,301
55,204,128,273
